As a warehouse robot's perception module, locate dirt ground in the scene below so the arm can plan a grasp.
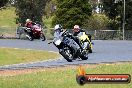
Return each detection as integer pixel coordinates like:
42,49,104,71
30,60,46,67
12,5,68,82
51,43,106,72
1,62,130,77
0,64,98,76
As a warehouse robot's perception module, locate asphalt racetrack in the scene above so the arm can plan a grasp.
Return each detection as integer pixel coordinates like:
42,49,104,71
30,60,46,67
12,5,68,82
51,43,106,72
0,39,132,69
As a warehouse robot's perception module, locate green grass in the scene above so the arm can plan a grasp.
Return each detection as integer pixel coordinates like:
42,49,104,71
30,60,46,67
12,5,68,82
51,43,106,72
0,63,131,88
0,7,17,27
0,6,17,35
0,47,60,66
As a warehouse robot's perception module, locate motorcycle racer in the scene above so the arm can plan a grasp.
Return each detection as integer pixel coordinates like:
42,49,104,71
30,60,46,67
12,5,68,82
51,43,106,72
73,25,92,53
52,24,88,62
25,19,33,28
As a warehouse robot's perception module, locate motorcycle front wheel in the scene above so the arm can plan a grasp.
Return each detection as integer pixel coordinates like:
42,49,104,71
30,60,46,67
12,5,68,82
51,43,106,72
59,47,73,62
40,33,46,41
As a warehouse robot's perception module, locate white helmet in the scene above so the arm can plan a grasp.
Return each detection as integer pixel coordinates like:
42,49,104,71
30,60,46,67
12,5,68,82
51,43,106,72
26,19,31,23
54,24,62,31
74,25,80,29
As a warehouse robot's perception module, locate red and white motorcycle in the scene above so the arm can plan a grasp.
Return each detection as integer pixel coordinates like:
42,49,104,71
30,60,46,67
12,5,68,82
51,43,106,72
25,23,46,41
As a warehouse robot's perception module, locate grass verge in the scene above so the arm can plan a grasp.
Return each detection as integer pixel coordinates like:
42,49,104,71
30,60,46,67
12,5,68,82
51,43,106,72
0,62,131,88
0,47,60,66
0,7,17,27
0,6,17,37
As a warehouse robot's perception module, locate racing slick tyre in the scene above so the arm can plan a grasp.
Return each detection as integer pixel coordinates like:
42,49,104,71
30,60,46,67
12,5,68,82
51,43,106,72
40,33,46,41
89,49,92,53
59,47,73,62
26,34,33,41
80,51,88,60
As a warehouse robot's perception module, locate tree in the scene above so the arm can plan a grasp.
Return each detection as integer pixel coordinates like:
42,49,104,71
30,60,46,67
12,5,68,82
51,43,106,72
0,0,8,8
14,0,48,25
89,0,98,13
83,14,109,30
52,0,92,28
102,0,122,20
125,0,132,30
101,0,122,30
102,0,132,30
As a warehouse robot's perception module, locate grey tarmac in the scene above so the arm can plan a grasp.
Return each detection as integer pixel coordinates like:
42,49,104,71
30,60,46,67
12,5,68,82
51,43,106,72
0,39,132,70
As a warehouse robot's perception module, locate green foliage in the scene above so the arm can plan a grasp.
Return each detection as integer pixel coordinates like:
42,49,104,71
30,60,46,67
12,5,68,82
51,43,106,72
83,14,109,30
14,0,48,25
102,0,132,30
102,0,120,20
43,16,53,28
0,7,16,27
52,0,92,28
102,0,122,30
44,0,57,17
89,0,101,13
125,0,132,30
107,19,120,30
0,0,8,8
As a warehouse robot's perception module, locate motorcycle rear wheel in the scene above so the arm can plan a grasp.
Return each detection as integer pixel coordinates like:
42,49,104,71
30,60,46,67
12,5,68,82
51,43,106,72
87,44,92,53
79,50,88,60
89,49,92,53
26,34,33,41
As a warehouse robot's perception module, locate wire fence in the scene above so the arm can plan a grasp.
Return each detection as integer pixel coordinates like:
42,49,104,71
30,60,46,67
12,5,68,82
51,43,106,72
0,27,132,40
87,30,132,40
0,27,16,38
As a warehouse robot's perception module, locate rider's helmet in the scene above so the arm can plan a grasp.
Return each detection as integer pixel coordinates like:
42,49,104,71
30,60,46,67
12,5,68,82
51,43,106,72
26,19,31,23
54,24,63,32
73,25,80,33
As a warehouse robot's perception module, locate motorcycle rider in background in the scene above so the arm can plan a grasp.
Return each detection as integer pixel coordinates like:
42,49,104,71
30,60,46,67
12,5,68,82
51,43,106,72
73,25,92,52
25,19,34,37
72,25,84,49
25,19,33,28
73,25,91,42
73,25,83,36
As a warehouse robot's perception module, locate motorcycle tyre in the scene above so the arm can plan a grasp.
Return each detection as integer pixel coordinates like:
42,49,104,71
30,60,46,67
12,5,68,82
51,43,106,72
59,51,72,62
89,48,92,53
40,34,46,41
79,51,88,60
26,34,33,41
